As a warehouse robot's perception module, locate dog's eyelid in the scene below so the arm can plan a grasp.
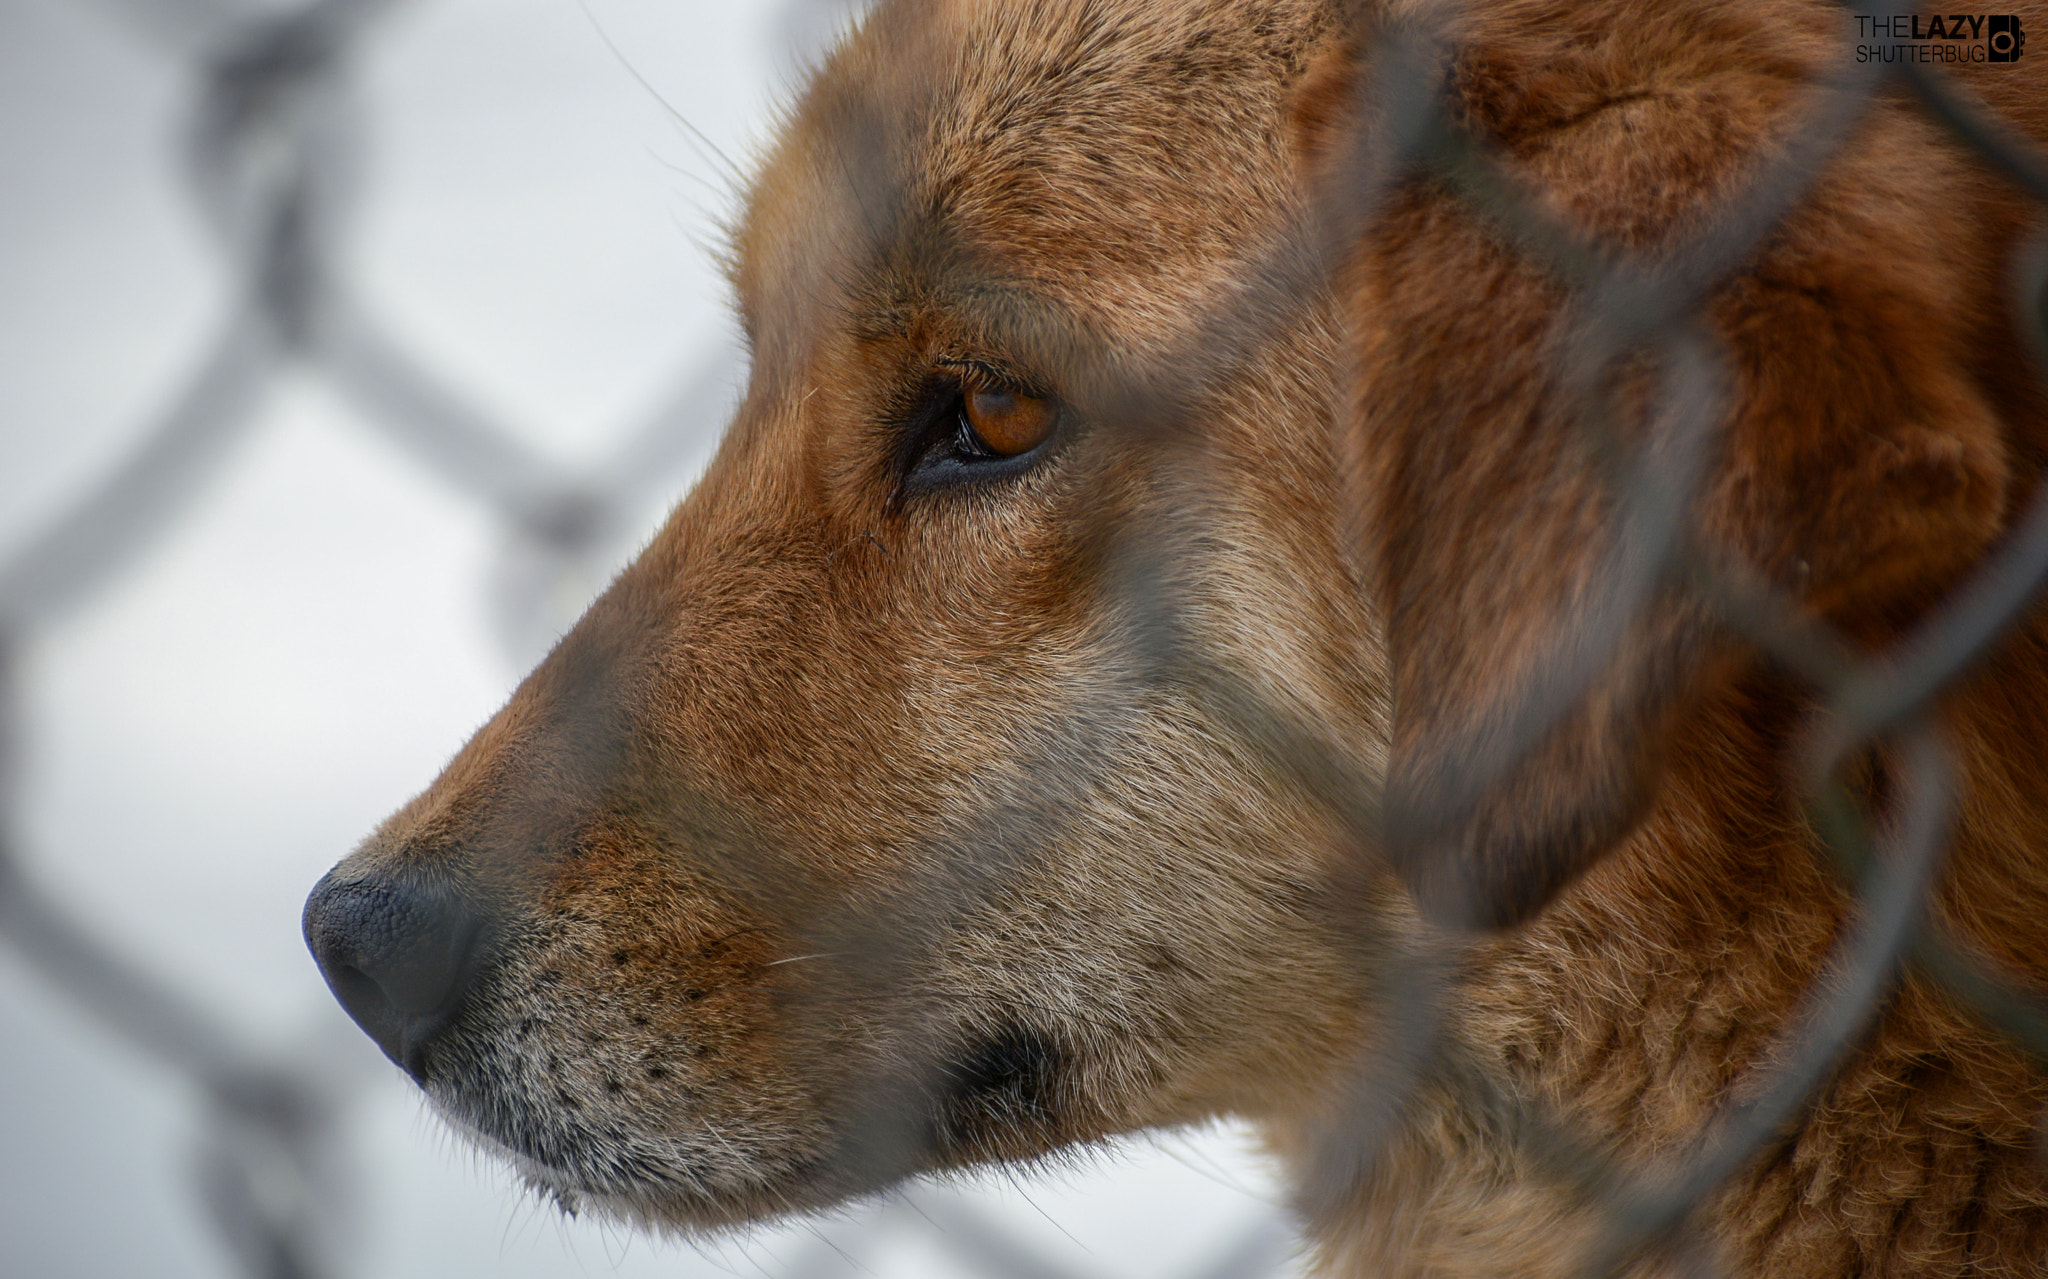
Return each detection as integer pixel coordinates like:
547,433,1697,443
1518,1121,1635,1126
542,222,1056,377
931,355,1055,400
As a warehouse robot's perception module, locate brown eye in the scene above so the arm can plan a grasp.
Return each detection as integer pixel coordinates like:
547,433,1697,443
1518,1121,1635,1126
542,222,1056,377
961,387,1056,457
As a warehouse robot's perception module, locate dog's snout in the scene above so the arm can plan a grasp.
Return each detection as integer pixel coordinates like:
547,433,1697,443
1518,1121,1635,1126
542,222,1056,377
303,869,489,1079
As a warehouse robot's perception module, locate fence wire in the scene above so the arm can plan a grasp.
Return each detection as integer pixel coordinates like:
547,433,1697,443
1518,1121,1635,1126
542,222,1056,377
6,1,2048,1278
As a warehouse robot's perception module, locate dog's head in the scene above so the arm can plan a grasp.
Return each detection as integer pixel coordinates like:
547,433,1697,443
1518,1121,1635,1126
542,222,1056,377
304,0,1389,1233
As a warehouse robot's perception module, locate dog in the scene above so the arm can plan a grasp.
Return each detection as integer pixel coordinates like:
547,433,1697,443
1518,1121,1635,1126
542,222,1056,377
305,1,2048,1274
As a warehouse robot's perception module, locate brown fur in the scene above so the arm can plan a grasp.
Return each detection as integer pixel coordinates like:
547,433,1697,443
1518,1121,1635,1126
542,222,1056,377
311,1,2048,1274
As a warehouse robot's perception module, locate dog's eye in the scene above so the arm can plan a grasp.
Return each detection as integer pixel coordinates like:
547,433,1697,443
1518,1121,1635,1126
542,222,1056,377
900,371,1063,494
957,387,1056,459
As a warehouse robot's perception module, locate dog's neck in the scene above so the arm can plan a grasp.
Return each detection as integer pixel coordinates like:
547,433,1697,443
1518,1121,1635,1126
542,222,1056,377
1270,674,2048,1278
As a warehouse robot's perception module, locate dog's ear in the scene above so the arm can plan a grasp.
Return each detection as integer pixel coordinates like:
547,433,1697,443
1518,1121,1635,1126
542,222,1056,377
1296,24,2016,930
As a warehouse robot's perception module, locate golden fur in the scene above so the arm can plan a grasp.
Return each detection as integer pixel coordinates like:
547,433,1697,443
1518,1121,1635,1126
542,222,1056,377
309,1,2048,1274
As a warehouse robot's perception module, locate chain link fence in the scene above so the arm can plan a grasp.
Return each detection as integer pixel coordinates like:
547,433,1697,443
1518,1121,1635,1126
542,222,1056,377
7,0,2048,1277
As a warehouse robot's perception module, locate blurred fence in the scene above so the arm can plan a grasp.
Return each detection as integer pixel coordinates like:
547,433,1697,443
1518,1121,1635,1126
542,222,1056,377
0,0,747,1274
6,1,2048,1278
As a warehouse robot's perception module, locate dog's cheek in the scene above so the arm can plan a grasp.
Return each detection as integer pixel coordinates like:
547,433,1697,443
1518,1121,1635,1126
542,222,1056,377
919,698,1376,1138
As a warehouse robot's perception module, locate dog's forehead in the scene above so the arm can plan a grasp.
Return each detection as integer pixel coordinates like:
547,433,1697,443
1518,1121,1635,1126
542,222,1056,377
731,0,1332,369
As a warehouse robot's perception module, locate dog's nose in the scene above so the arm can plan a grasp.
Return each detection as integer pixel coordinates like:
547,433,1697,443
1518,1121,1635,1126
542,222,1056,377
302,869,489,1080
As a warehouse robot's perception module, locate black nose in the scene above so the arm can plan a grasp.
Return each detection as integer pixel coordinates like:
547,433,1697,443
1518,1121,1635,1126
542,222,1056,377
303,868,490,1080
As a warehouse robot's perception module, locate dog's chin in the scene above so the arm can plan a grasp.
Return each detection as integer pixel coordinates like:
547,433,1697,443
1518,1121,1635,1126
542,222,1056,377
414,1017,1079,1233
421,1082,825,1233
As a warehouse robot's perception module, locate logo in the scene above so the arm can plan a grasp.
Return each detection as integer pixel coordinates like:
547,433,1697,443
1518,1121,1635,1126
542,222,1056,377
1989,13,2028,60
1857,14,2027,63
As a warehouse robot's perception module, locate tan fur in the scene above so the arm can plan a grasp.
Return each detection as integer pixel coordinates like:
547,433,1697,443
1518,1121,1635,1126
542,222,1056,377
311,1,2048,1274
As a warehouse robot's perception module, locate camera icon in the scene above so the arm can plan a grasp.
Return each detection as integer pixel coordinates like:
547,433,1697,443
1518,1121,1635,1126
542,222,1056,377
1990,14,2027,61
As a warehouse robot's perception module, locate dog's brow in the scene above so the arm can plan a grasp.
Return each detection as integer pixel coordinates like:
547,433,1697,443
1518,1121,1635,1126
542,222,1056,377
849,275,1083,386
